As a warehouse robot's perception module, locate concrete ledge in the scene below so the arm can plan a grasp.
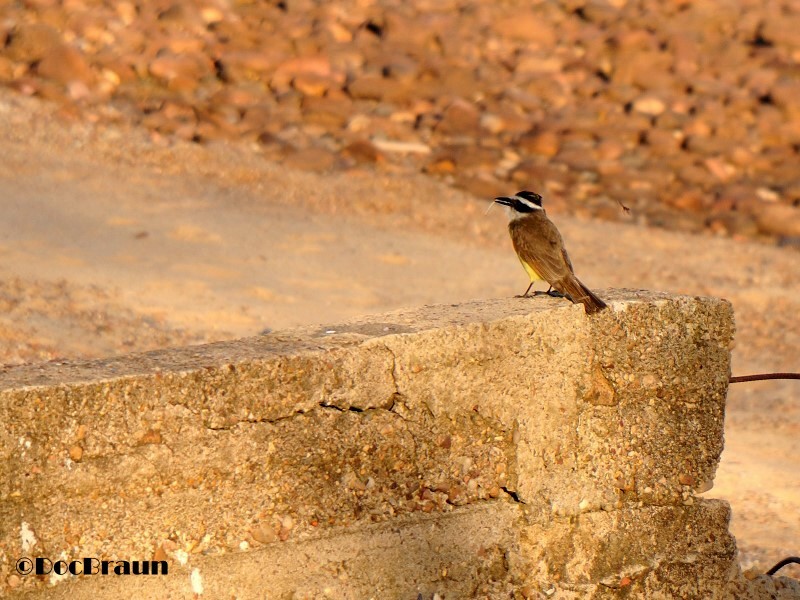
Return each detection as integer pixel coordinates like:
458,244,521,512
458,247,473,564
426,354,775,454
1,290,797,598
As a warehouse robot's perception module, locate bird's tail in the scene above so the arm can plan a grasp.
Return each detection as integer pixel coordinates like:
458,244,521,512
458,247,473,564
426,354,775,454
555,275,607,314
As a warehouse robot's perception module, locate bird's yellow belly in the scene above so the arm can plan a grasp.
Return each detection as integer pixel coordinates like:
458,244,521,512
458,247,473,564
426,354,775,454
519,258,544,282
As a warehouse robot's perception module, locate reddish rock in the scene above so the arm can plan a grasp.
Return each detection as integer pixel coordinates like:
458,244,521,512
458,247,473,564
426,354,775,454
744,68,778,98
454,174,506,199
346,75,410,102
704,157,736,182
645,128,683,155
210,85,264,109
761,14,800,49
517,130,560,157
273,55,337,82
448,145,499,169
753,203,800,238
678,162,713,188
217,51,276,84
481,105,532,136
342,139,383,164
301,97,353,129
666,190,705,212
435,98,481,135
36,44,95,86
514,52,563,75
707,212,759,238
492,12,556,46
424,154,456,174
0,56,15,80
149,53,212,87
439,66,483,99
283,146,338,172
596,139,625,161
509,160,570,188
255,131,292,158
632,96,667,116
596,161,625,177
159,101,196,125
292,74,332,97
3,23,62,63
94,55,138,84
557,147,597,172
770,79,800,114
612,50,673,89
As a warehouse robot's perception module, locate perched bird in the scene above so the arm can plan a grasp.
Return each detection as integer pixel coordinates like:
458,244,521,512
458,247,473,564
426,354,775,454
494,190,607,314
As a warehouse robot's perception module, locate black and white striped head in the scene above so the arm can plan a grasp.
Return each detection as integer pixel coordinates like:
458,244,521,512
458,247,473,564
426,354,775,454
494,191,544,219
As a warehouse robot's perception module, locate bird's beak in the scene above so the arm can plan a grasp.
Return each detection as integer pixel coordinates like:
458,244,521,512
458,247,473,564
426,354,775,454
494,196,513,206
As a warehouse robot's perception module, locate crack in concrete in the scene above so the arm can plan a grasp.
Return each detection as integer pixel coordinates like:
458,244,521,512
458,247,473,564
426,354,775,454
192,344,409,431
501,486,525,504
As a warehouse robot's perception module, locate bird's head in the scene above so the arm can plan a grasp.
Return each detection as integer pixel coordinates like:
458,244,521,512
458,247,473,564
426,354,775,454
494,191,544,219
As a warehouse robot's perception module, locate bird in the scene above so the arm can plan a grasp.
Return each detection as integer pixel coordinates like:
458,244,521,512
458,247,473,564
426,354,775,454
494,190,607,314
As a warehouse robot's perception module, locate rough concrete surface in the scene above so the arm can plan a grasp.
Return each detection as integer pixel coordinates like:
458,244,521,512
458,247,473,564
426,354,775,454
2,292,797,598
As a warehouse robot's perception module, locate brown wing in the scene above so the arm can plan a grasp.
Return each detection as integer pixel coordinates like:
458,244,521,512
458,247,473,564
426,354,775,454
508,213,573,284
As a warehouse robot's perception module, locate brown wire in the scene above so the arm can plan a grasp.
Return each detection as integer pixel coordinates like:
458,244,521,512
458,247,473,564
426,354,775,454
729,372,800,383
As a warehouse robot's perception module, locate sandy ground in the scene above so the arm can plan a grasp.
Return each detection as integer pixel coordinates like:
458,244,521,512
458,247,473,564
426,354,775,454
1,91,798,578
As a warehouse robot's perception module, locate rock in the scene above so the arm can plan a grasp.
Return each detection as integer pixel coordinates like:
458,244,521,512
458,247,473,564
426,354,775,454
255,132,292,159
770,79,800,114
704,157,736,182
454,174,506,199
273,55,337,83
509,160,570,189
347,75,408,102
744,68,778,98
517,130,560,157
514,53,563,75
707,212,759,238
492,12,556,46
69,445,83,462
149,53,212,88
645,128,683,155
371,139,431,155
677,162,712,188
633,96,667,116
36,45,95,86
761,14,800,49
3,23,62,63
556,147,597,172
612,50,673,88
302,97,353,128
753,203,800,237
136,429,164,445
292,74,332,97
217,51,276,83
448,145,499,169
424,153,456,174
481,105,532,136
596,139,625,161
152,544,168,562
665,190,705,212
210,85,264,109
251,524,277,545
0,56,16,81
342,139,383,163
435,98,481,135
283,146,338,172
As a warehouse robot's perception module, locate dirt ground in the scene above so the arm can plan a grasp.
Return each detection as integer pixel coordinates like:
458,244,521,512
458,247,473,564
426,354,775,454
1,90,798,579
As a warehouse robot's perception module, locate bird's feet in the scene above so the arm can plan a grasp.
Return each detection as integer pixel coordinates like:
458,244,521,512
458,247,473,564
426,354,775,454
528,290,565,298
515,288,565,298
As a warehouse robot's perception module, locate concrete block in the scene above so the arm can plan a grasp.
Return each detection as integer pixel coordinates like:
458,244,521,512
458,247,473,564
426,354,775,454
0,290,793,598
